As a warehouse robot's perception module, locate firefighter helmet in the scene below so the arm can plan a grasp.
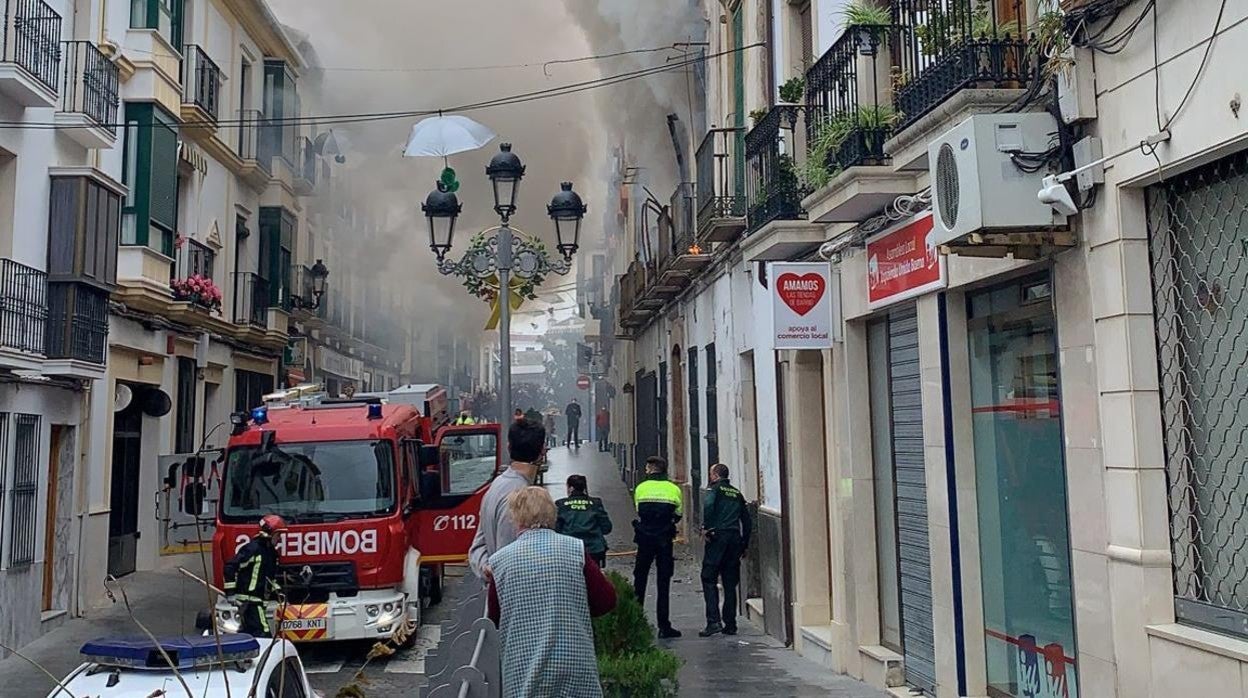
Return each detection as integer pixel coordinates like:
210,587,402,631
259,514,288,535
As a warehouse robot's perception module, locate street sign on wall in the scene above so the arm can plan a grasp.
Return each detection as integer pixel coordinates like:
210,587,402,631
866,212,945,309
771,262,834,350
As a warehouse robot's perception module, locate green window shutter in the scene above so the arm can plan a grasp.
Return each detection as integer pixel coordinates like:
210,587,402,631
121,103,178,255
149,114,178,238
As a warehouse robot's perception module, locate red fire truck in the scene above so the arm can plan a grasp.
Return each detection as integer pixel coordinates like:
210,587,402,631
209,385,500,642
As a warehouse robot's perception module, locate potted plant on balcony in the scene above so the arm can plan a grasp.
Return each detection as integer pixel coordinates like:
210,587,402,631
778,76,806,104
171,275,224,313
802,105,901,190
841,1,892,54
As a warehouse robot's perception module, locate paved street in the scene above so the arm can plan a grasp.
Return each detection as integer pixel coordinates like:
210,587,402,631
0,445,884,696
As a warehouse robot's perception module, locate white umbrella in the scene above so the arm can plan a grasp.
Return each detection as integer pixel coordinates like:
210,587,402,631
403,114,497,158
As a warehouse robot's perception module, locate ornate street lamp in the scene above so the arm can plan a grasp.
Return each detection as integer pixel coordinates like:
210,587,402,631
422,141,585,454
293,258,330,310
422,183,462,262
310,259,329,298
548,182,587,259
485,143,525,220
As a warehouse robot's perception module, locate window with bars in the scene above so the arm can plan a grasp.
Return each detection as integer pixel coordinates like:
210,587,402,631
6,415,40,567
1147,149,1248,638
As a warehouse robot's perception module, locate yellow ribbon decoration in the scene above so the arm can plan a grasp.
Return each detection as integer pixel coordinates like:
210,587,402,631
484,274,527,330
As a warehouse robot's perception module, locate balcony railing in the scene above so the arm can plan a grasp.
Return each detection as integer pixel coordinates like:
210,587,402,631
45,282,107,364
5,0,62,94
805,25,894,178
744,104,807,235
182,45,222,122
236,109,271,175
695,128,747,237
232,272,268,328
0,258,46,355
59,41,118,128
892,0,1035,132
657,183,697,270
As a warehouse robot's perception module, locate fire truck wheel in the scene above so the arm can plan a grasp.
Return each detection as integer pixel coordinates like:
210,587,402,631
429,569,444,605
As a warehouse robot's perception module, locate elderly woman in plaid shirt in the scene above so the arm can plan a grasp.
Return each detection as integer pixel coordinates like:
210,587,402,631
488,486,617,697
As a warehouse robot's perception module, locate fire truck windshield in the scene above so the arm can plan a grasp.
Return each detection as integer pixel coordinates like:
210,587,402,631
220,440,396,523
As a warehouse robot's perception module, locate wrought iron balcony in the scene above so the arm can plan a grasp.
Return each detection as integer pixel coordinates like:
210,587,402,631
0,258,46,356
805,24,894,179
744,104,807,235
181,45,222,122
45,281,107,365
695,128,747,243
2,0,61,99
236,109,271,185
892,0,1035,132
59,41,118,129
232,272,269,328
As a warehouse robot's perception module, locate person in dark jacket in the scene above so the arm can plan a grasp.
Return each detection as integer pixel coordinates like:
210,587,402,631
632,456,683,638
556,474,614,568
565,400,583,448
224,514,287,637
698,463,752,637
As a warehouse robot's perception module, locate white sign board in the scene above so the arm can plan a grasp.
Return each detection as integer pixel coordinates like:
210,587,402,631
771,262,834,350
320,346,363,381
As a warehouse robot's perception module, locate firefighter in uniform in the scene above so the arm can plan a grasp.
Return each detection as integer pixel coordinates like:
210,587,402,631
224,514,286,638
699,463,752,637
632,456,683,639
556,474,614,568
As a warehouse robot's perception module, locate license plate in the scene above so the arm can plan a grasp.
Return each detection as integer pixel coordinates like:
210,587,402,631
280,618,327,632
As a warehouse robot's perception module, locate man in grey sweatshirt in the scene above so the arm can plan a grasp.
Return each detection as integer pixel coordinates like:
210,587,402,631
468,418,546,579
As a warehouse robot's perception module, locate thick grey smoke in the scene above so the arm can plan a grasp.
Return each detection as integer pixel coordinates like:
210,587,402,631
269,0,605,336
559,0,708,203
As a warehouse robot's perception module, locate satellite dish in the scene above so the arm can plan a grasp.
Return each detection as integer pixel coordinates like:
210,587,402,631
114,384,133,412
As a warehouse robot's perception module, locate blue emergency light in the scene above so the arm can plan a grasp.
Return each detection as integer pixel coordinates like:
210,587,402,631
80,634,260,670
251,406,269,425
367,403,383,420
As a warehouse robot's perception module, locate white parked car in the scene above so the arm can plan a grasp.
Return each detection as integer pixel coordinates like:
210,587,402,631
47,633,324,697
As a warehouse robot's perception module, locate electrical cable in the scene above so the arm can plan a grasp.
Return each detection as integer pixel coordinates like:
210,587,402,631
1163,0,1228,129
0,42,764,132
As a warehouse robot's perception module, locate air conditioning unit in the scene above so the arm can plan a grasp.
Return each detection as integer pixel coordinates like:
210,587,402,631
928,113,1067,247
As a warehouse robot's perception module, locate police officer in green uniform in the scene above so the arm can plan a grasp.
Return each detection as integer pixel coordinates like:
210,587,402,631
556,474,614,567
224,514,286,638
699,463,752,637
633,456,683,638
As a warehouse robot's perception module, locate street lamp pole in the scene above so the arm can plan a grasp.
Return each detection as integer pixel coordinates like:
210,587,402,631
496,220,513,457
423,143,587,462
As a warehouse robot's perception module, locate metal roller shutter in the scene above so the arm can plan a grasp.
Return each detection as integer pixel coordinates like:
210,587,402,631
888,304,937,694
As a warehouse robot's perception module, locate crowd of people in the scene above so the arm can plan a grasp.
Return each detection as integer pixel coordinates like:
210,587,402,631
469,417,753,695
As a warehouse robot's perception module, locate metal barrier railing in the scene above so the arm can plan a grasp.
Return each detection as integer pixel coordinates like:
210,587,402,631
424,585,501,697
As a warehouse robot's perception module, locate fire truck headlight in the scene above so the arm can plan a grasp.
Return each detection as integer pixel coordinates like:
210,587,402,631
217,611,241,634
365,604,380,618
383,602,395,613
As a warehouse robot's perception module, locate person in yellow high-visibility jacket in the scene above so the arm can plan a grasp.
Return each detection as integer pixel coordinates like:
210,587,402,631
632,456,683,639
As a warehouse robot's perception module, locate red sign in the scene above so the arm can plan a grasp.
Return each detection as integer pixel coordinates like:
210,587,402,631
776,272,827,316
866,212,945,308
577,375,591,390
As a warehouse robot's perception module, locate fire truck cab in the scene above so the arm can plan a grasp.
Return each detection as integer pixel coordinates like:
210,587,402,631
210,385,500,642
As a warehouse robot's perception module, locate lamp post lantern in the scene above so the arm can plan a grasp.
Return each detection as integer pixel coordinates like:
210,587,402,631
293,258,330,310
425,143,586,457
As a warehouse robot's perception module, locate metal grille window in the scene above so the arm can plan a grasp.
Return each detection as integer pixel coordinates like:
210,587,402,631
1148,149,1248,636
8,414,39,567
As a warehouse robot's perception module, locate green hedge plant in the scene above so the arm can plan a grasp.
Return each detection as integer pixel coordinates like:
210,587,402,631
594,572,682,698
